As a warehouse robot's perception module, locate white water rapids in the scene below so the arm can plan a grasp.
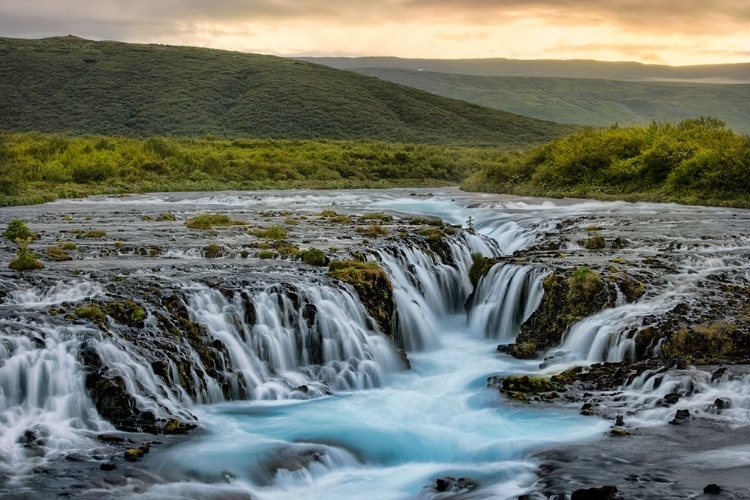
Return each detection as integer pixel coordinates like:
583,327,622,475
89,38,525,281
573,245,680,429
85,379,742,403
0,188,748,499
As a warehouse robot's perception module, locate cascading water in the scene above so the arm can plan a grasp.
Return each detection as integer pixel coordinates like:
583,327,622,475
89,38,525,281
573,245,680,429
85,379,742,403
624,369,750,426
467,264,547,342
186,283,404,400
0,308,110,480
2,188,749,499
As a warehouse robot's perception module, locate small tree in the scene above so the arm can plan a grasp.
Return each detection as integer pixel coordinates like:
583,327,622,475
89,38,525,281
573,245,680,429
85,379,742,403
465,216,475,233
9,237,44,271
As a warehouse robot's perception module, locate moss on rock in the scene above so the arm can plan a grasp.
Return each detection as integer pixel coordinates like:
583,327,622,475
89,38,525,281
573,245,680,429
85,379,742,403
510,267,615,357
329,260,394,336
300,247,327,266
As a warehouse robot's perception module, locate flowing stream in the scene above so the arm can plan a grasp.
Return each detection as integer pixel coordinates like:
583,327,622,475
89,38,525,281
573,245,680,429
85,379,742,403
0,188,749,499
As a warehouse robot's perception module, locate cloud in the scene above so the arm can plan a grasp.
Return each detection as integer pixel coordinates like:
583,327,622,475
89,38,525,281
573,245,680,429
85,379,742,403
0,0,747,64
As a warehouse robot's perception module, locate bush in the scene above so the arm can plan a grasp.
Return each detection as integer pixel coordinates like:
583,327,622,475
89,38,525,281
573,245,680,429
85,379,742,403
4,220,34,240
584,235,606,250
9,238,44,271
75,304,105,321
356,224,387,238
203,243,224,258
84,230,106,238
259,249,274,259
301,247,327,266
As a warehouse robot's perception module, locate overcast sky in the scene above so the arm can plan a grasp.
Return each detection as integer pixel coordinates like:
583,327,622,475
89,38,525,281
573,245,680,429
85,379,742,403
1,1,748,65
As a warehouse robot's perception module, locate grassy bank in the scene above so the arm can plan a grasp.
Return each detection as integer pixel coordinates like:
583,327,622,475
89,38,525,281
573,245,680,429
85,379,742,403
0,133,507,206
461,118,750,209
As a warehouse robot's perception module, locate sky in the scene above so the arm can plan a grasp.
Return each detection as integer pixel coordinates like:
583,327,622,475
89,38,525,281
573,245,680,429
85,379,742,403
1,1,749,65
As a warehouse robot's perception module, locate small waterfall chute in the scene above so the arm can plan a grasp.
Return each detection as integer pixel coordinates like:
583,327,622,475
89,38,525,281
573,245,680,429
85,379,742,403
467,264,547,342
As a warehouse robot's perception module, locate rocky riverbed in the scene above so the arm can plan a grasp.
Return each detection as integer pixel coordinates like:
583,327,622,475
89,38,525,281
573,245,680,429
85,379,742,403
0,188,748,499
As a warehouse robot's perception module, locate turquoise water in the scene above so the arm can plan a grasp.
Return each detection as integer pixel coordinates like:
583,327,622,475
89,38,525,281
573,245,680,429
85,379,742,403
145,316,608,500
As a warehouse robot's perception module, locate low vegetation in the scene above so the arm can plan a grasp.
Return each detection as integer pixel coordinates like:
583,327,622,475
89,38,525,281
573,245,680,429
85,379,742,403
46,245,71,261
300,248,327,266
0,133,507,207
250,226,288,240
4,219,35,240
8,237,44,271
186,214,243,230
462,118,750,208
329,260,394,335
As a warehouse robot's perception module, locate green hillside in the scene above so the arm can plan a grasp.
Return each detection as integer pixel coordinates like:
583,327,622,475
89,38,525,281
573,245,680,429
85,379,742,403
300,56,750,83
0,36,575,148
461,118,750,208
351,68,750,133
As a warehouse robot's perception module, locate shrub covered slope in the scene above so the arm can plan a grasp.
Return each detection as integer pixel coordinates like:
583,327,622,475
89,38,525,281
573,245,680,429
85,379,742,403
461,118,750,208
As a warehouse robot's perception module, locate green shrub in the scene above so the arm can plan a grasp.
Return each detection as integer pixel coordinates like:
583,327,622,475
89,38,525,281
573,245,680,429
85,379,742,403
250,226,288,239
84,230,106,238
131,308,147,323
75,304,105,321
569,267,603,294
584,235,606,250
186,213,241,230
301,248,327,266
203,243,224,258
356,224,387,238
4,220,34,240
9,238,44,271
259,249,274,259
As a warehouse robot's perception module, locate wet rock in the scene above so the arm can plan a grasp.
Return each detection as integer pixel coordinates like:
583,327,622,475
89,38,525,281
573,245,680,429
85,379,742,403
100,462,117,471
434,476,476,493
97,433,126,443
571,485,618,499
711,366,728,382
124,448,144,461
658,392,680,406
610,428,631,436
518,493,547,500
511,269,616,355
669,409,691,425
162,418,196,435
65,453,89,462
714,397,732,410
615,415,625,426
328,260,395,338
704,484,721,494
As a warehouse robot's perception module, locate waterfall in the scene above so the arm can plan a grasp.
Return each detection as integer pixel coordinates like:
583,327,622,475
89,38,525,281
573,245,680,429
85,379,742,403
186,283,404,400
625,369,750,426
0,316,110,478
374,242,475,351
467,264,547,342
549,289,685,364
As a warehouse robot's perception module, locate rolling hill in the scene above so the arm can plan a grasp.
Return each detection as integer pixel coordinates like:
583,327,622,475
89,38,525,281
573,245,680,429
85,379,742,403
298,57,750,83
0,36,576,148
349,68,750,133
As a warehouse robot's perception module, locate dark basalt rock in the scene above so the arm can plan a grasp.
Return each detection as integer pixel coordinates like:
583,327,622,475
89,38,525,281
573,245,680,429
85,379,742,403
669,409,691,425
571,485,619,499
509,268,617,357
434,476,476,493
714,397,732,410
704,484,721,494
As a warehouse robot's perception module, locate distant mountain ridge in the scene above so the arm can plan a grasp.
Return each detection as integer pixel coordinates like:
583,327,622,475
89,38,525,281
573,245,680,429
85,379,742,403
348,68,750,133
298,56,750,84
0,36,576,148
